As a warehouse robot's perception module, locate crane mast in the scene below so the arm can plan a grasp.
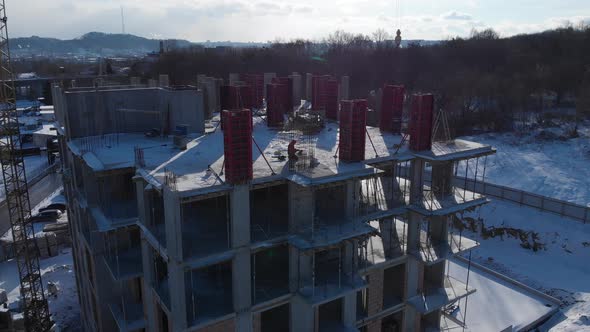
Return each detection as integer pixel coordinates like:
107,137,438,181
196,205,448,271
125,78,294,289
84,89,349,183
0,1,52,330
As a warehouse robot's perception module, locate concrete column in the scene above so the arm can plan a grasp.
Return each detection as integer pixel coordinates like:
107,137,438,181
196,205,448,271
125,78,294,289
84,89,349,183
229,73,240,86
130,76,141,86
345,179,360,220
168,259,187,331
288,183,314,233
214,78,223,112
233,248,252,332
163,188,182,260
159,74,170,87
263,73,277,97
290,247,312,292
429,215,448,246
431,161,454,198
342,292,357,327
305,73,313,101
135,179,148,229
404,256,421,332
290,72,302,108
231,184,250,248
340,76,350,101
409,159,425,204
406,212,422,254
140,239,158,332
376,88,383,126
291,295,314,331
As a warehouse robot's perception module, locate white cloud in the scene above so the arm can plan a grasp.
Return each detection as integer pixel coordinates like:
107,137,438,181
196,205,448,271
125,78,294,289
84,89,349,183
442,11,473,21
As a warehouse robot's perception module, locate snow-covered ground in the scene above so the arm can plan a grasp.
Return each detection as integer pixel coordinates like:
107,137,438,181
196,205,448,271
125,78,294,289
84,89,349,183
1,188,66,241
0,249,80,331
461,123,590,206
458,198,590,331
0,188,78,330
0,154,50,200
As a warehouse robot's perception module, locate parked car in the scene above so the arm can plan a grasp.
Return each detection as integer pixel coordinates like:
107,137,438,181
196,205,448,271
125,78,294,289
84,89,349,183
36,209,61,219
40,203,66,213
28,215,56,223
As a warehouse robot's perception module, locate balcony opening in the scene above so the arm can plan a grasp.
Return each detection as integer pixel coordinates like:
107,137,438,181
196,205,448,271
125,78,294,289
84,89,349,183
109,277,145,328
416,218,448,263
421,310,441,330
98,172,138,220
359,217,407,268
152,248,170,310
185,261,233,326
383,263,405,308
156,303,169,332
359,161,411,216
420,157,488,211
103,226,142,280
356,288,368,321
252,245,289,304
315,184,347,227
318,297,343,331
423,261,445,294
260,303,290,332
315,247,344,289
250,184,289,242
182,194,230,259
381,311,404,332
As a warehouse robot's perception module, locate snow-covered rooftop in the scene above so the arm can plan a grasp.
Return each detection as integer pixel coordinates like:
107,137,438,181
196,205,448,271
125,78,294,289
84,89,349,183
68,114,495,195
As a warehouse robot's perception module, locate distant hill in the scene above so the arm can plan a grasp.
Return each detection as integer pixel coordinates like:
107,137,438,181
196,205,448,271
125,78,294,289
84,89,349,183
10,32,270,58
11,32,196,57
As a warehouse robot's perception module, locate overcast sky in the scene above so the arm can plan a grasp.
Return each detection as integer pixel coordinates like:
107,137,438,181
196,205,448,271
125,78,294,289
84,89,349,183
8,0,590,42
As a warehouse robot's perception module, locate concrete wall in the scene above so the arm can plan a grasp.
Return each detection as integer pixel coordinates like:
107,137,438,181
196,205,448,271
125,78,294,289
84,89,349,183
61,87,204,139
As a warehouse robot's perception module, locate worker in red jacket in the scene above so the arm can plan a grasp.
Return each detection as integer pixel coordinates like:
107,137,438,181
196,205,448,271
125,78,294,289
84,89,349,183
288,140,302,161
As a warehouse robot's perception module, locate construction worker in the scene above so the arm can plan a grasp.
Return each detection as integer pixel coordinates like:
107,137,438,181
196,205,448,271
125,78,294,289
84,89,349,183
288,140,302,161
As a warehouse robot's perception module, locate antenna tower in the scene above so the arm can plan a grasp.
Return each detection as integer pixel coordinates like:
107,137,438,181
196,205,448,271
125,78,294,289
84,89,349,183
0,1,52,330
121,6,126,34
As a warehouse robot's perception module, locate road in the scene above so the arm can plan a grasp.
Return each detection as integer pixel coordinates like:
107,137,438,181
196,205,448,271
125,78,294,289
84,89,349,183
0,173,63,236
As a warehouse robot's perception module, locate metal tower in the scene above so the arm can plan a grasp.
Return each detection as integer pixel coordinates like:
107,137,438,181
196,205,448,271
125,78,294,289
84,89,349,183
0,1,52,331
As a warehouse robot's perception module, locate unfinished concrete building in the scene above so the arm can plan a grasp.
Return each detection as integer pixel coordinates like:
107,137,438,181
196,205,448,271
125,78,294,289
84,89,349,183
57,76,495,332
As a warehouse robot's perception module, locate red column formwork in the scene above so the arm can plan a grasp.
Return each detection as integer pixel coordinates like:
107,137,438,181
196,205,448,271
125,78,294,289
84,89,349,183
339,99,367,162
380,85,405,133
242,74,264,108
408,94,434,151
311,75,331,112
266,83,289,127
271,77,293,110
325,79,339,120
223,109,253,184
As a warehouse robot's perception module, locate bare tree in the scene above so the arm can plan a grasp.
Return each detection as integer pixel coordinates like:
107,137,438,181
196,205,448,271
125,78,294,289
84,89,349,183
372,28,391,44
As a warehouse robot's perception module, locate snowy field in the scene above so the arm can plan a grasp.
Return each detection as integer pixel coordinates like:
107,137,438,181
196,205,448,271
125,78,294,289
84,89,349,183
459,198,590,331
461,122,590,206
